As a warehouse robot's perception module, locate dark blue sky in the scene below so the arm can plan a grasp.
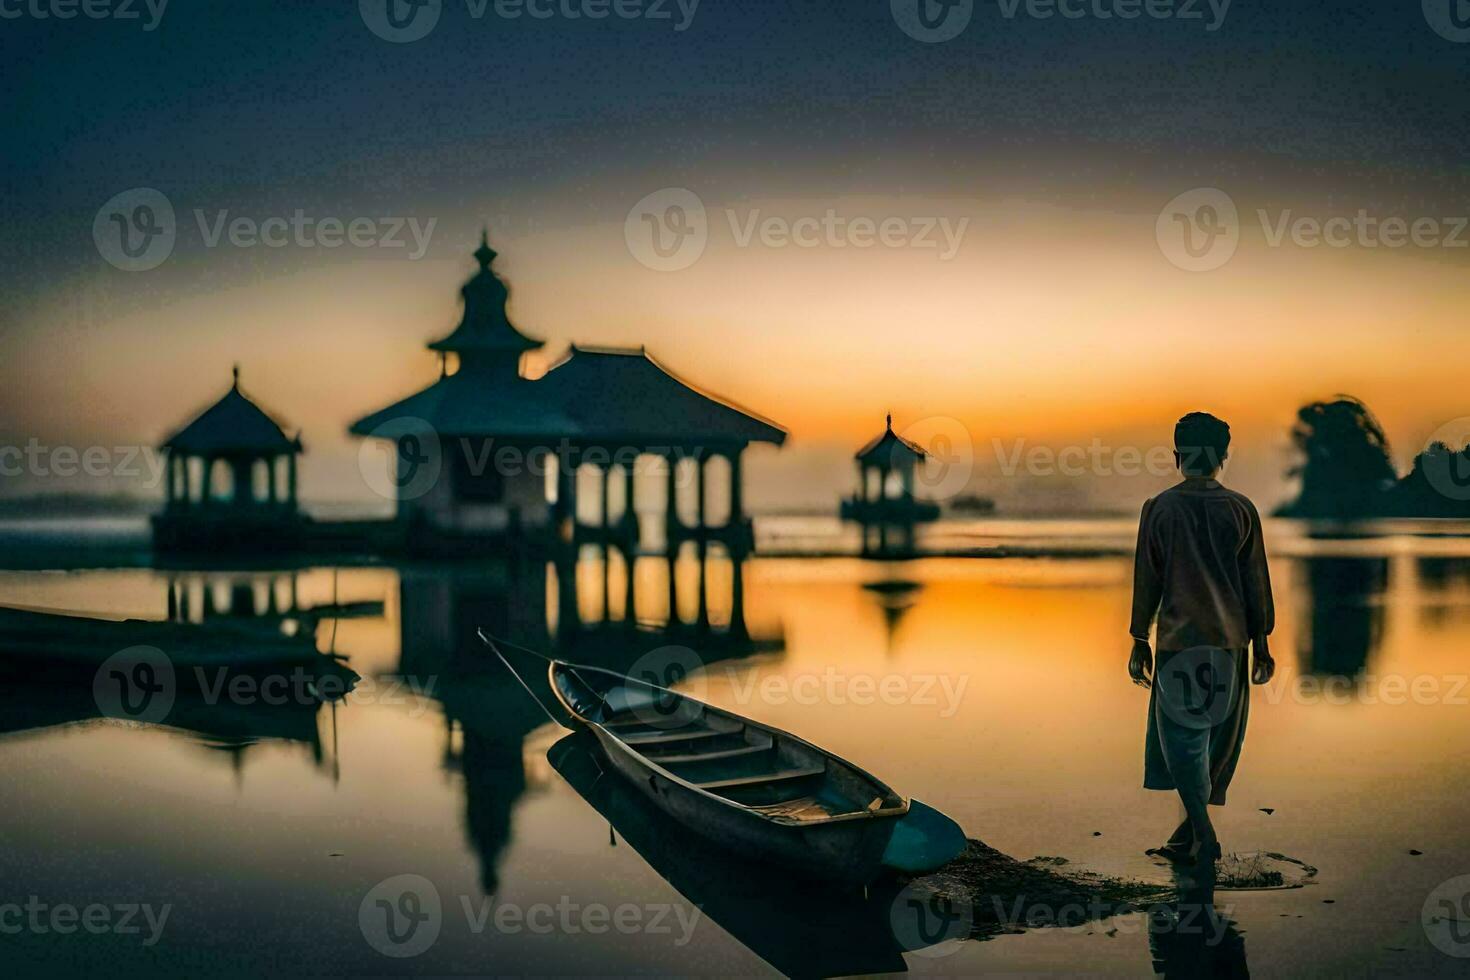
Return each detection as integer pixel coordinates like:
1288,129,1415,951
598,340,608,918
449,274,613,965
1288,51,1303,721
5,2,1467,292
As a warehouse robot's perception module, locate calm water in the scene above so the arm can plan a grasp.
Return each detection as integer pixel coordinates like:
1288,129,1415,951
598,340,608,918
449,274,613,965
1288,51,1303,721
2,521,1470,975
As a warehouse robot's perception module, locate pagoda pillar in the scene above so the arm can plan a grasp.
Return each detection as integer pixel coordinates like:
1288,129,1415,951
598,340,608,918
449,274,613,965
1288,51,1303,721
623,460,637,540
287,453,298,509
202,456,214,506
268,457,279,506
695,451,707,530
600,461,611,529
664,451,679,554
728,448,743,529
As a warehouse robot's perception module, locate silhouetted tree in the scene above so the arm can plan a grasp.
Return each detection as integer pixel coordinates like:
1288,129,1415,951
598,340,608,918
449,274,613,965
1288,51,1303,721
1387,441,1470,517
1277,397,1396,518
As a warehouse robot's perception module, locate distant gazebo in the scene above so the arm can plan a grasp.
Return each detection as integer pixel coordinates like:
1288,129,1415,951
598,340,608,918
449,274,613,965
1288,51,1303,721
152,366,304,553
840,414,940,558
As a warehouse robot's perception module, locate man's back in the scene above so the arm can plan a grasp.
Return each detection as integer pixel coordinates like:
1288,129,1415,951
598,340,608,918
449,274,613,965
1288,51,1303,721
1130,478,1274,652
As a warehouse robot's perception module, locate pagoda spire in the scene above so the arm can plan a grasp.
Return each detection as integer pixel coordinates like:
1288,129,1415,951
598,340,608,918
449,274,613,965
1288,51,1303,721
427,230,541,363
473,227,497,270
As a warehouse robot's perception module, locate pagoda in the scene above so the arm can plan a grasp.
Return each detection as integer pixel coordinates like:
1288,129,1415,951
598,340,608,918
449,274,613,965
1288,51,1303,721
840,415,940,558
152,366,304,553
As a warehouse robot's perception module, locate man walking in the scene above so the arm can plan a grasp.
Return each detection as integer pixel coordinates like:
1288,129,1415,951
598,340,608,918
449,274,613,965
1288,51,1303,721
1129,412,1276,864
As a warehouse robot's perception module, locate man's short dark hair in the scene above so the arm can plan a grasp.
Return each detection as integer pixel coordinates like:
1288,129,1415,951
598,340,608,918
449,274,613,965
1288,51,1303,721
1175,412,1231,476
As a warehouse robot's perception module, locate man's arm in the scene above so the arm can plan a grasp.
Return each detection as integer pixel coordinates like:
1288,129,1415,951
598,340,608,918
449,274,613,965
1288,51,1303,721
1128,498,1161,688
1241,498,1276,684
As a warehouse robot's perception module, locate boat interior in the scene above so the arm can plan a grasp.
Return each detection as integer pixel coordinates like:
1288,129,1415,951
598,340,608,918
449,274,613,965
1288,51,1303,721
552,663,906,822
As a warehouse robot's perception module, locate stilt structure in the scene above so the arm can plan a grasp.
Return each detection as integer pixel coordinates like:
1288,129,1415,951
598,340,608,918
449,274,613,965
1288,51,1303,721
152,366,304,553
840,415,940,559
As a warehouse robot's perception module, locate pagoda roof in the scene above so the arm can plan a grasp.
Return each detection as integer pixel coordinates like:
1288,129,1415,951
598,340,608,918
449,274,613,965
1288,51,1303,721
427,231,542,356
350,345,786,446
349,368,580,438
540,346,786,446
856,415,926,463
163,369,301,456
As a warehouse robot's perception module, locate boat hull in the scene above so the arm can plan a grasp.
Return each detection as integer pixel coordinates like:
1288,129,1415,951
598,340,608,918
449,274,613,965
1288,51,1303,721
589,724,897,883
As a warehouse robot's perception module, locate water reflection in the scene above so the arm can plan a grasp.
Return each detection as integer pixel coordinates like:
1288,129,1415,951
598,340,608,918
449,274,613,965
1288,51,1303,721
391,543,784,899
1294,556,1388,677
548,730,915,978
1146,875,1250,978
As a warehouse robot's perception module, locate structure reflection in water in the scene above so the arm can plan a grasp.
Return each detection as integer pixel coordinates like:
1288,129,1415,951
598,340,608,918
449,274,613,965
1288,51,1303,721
391,544,784,896
0,569,357,782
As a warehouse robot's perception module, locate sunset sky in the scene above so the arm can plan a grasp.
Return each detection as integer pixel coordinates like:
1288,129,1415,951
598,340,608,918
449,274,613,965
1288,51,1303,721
4,3,1468,512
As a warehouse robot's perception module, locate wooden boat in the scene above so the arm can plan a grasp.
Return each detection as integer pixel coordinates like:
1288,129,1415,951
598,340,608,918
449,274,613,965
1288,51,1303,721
548,731,919,976
0,604,322,673
546,659,911,883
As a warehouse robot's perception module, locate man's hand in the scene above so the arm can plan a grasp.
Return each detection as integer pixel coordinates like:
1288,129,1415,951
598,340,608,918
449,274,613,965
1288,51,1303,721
1251,634,1275,685
1128,638,1153,689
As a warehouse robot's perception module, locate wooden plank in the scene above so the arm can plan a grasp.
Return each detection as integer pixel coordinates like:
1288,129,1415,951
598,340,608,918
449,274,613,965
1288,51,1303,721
695,765,825,791
650,740,773,765
618,727,729,747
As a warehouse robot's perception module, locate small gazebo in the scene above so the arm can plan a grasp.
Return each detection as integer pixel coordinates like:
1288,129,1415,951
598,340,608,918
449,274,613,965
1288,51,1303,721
840,414,940,558
152,366,304,552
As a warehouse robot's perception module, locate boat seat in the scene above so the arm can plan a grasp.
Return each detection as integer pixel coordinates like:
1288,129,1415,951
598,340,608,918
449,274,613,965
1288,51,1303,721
618,726,729,747
694,765,826,792
647,738,773,765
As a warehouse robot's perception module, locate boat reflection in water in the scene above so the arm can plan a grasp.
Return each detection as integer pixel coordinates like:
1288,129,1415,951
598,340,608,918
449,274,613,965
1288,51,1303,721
0,573,363,781
549,730,943,978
